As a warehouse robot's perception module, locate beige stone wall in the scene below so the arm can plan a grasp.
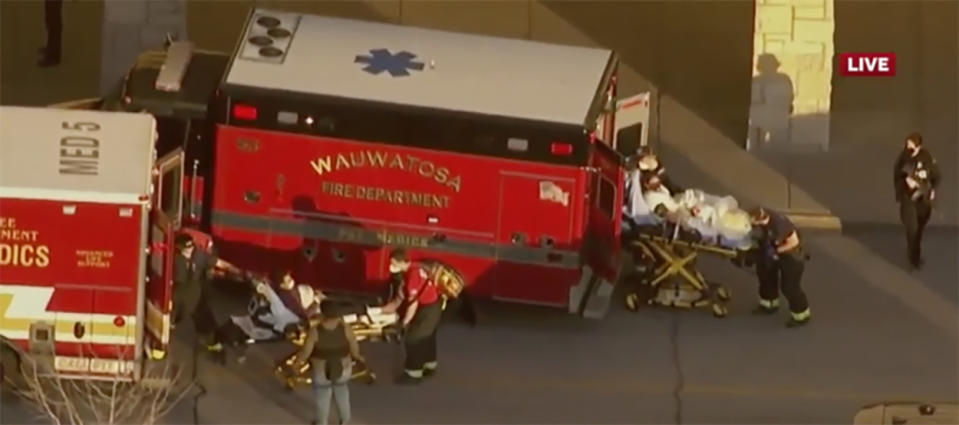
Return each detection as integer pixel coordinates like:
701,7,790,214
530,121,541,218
751,0,834,151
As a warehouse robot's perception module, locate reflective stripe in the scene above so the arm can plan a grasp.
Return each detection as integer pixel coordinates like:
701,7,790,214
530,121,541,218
211,210,580,269
759,298,780,309
423,361,438,370
405,369,423,378
792,308,811,321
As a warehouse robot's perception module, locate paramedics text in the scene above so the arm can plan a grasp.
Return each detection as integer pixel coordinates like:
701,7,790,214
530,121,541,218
310,150,462,208
0,217,50,268
59,121,102,176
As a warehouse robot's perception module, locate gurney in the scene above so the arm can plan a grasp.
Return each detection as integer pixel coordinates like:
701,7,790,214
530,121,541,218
274,305,401,389
622,184,757,318
221,274,400,387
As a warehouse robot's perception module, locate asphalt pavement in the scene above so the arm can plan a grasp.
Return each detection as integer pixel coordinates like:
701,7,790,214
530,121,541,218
3,227,955,425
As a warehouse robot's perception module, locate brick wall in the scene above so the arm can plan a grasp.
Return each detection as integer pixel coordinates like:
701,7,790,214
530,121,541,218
751,0,834,151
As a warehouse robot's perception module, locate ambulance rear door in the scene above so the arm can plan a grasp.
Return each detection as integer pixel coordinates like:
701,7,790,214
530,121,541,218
613,92,651,157
145,148,184,360
580,142,624,318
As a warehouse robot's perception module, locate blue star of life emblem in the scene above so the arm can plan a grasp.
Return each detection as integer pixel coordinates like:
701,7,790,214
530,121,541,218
354,48,425,77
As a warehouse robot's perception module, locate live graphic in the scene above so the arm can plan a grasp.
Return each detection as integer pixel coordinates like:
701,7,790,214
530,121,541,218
839,53,896,77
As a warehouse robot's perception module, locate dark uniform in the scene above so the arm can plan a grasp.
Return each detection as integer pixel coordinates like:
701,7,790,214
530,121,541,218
399,262,443,383
39,0,63,67
893,144,940,269
751,209,811,327
172,235,220,347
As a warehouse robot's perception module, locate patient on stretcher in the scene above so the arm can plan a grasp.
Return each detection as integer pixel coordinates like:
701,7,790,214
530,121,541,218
624,173,754,249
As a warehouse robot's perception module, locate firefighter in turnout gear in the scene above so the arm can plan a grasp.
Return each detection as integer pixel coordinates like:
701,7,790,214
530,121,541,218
748,207,811,328
172,233,241,354
390,248,444,384
893,132,941,270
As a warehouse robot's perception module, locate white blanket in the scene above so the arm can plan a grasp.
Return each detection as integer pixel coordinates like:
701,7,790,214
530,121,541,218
623,182,753,248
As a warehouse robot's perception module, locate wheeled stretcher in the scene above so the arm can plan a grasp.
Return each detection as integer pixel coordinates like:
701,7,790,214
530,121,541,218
274,306,402,389
622,201,757,318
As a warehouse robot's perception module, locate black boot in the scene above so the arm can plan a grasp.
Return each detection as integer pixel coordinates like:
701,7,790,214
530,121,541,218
751,305,779,315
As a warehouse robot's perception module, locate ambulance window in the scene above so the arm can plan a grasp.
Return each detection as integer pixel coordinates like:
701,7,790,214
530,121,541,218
598,177,616,218
160,166,182,223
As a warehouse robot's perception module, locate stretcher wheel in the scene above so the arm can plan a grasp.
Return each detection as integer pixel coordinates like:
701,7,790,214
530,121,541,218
716,286,731,302
711,303,728,318
625,293,640,312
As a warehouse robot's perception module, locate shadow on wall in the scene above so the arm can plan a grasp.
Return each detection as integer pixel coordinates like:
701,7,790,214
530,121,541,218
748,53,794,151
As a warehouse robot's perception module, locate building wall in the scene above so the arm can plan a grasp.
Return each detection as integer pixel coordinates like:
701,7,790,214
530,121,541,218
1,0,954,225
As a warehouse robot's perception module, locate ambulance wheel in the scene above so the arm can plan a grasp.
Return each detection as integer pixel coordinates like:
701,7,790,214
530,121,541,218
716,286,731,302
711,303,728,318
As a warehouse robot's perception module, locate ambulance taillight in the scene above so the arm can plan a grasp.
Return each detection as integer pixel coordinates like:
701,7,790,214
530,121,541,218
232,104,258,120
550,142,573,156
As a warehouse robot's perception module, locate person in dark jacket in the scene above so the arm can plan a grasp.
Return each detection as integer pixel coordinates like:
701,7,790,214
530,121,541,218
749,207,811,328
39,0,63,67
893,132,941,270
171,233,240,353
292,300,364,425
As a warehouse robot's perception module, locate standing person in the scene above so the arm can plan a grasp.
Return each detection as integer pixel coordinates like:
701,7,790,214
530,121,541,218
291,300,364,425
39,0,63,67
748,207,811,328
893,132,941,270
171,233,241,353
389,248,444,384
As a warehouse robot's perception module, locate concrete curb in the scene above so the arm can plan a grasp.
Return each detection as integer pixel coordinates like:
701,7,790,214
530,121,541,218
786,212,843,231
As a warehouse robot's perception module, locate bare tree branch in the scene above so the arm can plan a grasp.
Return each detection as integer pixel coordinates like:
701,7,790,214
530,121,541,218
12,346,193,425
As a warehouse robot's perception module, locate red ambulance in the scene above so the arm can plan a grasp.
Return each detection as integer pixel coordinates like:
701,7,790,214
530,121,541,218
0,106,184,382
112,9,651,319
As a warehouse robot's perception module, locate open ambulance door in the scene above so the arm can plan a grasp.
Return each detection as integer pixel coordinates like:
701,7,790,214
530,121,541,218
578,142,624,319
613,92,651,157
145,148,184,361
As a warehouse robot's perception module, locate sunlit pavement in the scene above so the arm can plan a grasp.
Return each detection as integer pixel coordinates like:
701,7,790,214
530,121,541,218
2,231,956,425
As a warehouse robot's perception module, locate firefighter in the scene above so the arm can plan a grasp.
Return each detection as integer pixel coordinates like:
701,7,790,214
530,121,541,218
389,248,444,384
748,207,811,328
172,233,241,353
893,132,941,270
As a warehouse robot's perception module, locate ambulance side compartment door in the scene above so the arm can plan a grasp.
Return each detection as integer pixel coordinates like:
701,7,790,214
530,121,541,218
580,143,624,319
145,148,184,359
613,92,651,157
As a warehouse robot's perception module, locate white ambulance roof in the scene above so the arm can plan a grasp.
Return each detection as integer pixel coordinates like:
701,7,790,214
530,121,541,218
224,9,614,126
0,106,156,204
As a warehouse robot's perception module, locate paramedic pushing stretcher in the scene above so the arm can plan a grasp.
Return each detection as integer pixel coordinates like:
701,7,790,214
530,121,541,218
893,132,940,270
389,248,443,384
748,208,811,328
172,233,241,352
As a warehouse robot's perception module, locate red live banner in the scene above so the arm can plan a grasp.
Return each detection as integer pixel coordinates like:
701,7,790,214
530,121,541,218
839,53,896,77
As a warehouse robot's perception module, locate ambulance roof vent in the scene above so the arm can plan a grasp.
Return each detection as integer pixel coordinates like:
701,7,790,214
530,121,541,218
239,12,301,64
155,41,194,93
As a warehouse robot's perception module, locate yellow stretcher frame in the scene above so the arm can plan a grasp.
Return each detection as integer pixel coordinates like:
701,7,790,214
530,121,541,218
624,231,746,318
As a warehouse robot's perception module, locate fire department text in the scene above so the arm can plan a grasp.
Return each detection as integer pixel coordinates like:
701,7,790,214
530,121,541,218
321,181,451,209
0,217,50,267
309,150,462,192
60,120,102,176
337,227,430,248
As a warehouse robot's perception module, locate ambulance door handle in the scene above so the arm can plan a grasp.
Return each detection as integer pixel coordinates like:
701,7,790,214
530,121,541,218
510,233,526,245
